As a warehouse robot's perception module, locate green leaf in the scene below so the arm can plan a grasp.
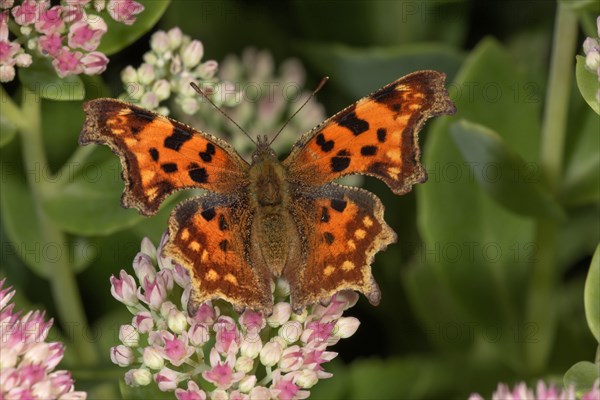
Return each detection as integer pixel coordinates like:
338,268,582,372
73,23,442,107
561,108,600,205
450,119,565,220
18,59,85,101
348,357,453,399
576,55,600,115
0,115,17,147
584,244,600,342
0,164,51,278
297,42,463,101
564,361,600,396
417,37,541,331
97,0,171,55
43,151,144,235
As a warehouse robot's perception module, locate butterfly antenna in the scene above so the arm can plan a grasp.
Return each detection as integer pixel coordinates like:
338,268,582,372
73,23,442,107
190,82,256,145
269,76,329,146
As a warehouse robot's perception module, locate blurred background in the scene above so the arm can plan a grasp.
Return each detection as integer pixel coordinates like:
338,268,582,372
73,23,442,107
1,0,598,398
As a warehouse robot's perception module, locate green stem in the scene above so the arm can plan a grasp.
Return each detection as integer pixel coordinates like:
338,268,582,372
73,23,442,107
18,89,99,366
525,3,577,373
0,85,27,131
53,144,96,188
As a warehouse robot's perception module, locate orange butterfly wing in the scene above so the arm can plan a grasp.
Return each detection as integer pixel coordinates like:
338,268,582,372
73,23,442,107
79,99,249,216
284,70,456,193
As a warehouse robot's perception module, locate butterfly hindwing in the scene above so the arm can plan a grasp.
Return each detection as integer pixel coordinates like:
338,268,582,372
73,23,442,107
286,183,396,311
79,99,249,216
164,193,273,313
284,70,456,195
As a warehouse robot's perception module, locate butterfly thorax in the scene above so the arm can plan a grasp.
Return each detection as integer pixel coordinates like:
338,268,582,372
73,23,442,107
247,136,297,276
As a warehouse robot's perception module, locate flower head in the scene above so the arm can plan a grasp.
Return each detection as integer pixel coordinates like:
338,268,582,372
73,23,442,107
0,278,87,399
469,379,600,400
582,16,600,103
111,234,362,398
0,0,144,82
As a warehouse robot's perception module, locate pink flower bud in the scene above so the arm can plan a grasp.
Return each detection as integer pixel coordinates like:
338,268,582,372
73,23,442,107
121,65,138,83
143,346,164,370
167,27,182,49
196,60,218,79
293,369,318,389
119,324,139,347
188,322,210,347
137,62,155,85
334,317,360,339
11,0,38,26
0,64,15,82
107,0,144,25
52,48,83,77
110,345,134,367
15,53,31,67
249,386,272,400
124,368,152,386
240,337,262,359
238,375,257,393
279,321,302,344
167,309,188,334
132,253,156,283
67,17,107,51
81,51,109,75
150,30,169,53
152,79,171,101
267,302,292,327
259,341,282,367
181,40,203,68
211,390,228,400
234,355,254,374
38,33,63,57
154,367,180,391
133,311,154,334
110,270,138,306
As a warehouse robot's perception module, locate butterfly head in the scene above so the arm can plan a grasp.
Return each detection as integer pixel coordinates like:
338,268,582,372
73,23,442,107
251,134,277,164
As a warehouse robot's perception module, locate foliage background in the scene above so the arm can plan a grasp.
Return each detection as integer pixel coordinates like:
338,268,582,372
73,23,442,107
1,0,599,398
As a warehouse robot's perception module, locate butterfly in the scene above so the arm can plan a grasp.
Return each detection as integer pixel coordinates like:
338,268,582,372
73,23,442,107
79,70,456,315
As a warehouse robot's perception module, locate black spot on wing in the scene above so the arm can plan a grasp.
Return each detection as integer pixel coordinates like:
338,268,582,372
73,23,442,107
219,239,229,252
149,147,159,161
377,128,387,143
218,214,229,231
331,156,350,172
201,208,216,221
161,163,178,173
189,167,208,183
321,207,330,223
360,145,378,156
331,199,347,212
323,232,335,245
199,143,216,162
164,126,192,151
316,133,334,152
337,107,369,135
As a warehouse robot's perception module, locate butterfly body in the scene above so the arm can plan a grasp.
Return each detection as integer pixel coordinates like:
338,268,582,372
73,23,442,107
80,70,456,314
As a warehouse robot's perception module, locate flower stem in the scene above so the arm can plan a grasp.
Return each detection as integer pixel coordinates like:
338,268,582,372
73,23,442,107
18,89,99,366
525,3,577,373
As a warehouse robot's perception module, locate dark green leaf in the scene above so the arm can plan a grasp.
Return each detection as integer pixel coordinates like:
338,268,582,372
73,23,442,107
0,115,17,147
576,55,600,115
348,357,453,399
417,37,541,328
297,42,463,101
561,108,600,205
0,166,51,278
564,361,600,395
97,0,171,55
18,59,84,101
43,152,143,235
450,119,565,220
584,244,600,342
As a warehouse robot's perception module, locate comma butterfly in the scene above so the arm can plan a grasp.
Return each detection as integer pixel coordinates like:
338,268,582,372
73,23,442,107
80,70,456,314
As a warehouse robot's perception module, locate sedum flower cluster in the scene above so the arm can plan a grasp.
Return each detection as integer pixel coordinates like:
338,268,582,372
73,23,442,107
0,279,87,399
110,234,361,399
0,0,144,82
469,379,600,400
119,27,220,116
118,28,326,158
582,16,600,102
